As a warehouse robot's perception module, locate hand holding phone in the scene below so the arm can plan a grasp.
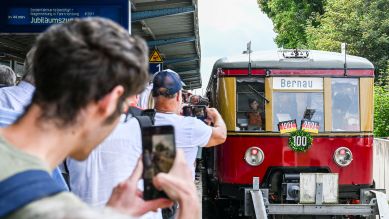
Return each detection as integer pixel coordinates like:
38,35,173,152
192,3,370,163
142,125,176,200
106,159,173,216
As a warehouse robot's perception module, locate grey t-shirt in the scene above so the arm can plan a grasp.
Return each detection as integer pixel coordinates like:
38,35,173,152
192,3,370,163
0,135,134,219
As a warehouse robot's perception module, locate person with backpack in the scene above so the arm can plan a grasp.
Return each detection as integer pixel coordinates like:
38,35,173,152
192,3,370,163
66,94,163,219
0,17,199,219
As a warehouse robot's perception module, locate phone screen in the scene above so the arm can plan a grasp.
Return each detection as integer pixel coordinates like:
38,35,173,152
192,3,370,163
142,125,175,200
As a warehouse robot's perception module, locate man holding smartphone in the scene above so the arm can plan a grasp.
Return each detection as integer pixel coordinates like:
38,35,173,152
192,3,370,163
152,70,227,179
0,18,199,219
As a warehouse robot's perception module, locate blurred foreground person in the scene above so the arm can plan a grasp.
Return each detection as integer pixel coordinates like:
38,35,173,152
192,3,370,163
0,65,16,87
0,18,199,219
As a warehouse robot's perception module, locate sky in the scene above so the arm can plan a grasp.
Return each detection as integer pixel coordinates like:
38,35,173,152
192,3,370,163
195,0,277,94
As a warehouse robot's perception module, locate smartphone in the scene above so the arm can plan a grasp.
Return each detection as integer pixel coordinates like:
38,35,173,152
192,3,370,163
142,125,176,200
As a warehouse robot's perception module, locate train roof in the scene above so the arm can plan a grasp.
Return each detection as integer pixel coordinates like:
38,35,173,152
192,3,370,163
213,50,374,70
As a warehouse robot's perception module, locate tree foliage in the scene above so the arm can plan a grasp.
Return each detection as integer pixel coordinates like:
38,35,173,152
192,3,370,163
306,0,389,78
257,0,325,48
374,77,389,137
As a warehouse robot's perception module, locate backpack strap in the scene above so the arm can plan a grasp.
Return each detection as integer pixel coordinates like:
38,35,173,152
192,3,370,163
124,107,145,123
141,109,156,126
134,116,153,128
0,170,66,218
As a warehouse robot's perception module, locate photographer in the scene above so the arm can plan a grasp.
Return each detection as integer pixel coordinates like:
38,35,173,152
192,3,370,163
152,70,227,180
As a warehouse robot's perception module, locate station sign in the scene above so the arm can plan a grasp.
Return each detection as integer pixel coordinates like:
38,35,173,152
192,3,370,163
273,77,323,90
0,0,129,33
149,49,163,74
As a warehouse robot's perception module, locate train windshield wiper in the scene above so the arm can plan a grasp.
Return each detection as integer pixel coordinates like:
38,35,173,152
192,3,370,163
247,84,270,103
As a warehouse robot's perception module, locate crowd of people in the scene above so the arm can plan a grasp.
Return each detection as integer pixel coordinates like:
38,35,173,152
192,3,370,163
0,17,226,219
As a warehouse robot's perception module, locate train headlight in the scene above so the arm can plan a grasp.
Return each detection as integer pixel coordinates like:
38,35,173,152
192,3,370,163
333,147,353,167
244,147,264,166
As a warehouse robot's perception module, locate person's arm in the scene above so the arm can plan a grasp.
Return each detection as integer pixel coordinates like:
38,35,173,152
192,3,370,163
205,108,227,147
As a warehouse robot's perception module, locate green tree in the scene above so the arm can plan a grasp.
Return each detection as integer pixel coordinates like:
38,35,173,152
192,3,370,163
305,0,364,53
257,0,325,48
374,79,389,137
306,0,389,80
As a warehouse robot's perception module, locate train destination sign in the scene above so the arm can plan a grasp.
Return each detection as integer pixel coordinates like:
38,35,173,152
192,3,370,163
273,77,323,90
0,0,129,33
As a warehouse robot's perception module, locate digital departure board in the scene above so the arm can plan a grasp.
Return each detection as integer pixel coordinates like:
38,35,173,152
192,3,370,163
0,0,129,33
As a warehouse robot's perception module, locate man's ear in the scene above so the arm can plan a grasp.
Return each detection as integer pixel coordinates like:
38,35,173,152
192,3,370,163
97,85,125,117
176,90,182,102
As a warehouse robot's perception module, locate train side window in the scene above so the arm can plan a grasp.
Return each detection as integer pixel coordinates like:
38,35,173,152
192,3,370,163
331,78,360,131
236,78,265,131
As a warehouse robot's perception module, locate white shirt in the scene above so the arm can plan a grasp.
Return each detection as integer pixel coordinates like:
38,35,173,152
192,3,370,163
154,112,213,179
0,81,35,111
67,117,161,219
138,83,153,109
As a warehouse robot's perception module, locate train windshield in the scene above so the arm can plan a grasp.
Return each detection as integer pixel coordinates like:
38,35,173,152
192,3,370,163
273,92,324,131
236,78,265,131
331,78,360,131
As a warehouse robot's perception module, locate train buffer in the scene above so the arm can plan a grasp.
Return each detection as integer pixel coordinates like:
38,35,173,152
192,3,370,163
245,175,389,218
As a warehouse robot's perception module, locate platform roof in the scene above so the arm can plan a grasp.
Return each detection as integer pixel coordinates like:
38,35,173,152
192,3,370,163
131,0,201,89
0,0,202,89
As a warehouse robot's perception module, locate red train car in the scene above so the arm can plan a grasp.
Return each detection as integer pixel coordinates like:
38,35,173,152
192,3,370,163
202,49,375,218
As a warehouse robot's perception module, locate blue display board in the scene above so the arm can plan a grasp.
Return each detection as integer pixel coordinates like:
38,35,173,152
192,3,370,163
149,63,163,75
0,0,129,33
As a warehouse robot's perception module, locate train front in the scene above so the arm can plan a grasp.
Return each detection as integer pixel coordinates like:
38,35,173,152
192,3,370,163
203,50,375,217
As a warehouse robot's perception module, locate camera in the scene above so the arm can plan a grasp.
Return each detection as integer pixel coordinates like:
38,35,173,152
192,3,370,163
182,105,207,121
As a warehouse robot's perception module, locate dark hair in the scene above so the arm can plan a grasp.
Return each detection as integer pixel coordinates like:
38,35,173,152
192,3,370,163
31,17,149,127
248,98,257,105
23,46,36,85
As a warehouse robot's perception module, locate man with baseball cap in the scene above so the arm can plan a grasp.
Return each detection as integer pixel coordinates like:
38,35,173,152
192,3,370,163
152,69,227,179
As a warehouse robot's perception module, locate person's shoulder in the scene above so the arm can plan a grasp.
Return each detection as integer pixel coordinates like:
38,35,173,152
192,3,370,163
122,116,141,127
12,192,87,219
117,117,141,133
13,192,132,219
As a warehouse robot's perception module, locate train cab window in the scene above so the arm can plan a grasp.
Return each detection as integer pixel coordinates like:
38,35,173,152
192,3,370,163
236,78,265,131
273,92,324,131
331,78,360,131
